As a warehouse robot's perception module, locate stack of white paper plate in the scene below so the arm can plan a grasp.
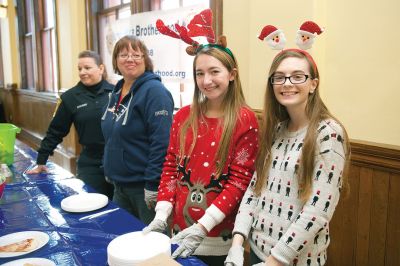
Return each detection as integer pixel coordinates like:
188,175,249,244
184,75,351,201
107,231,171,266
61,193,108,212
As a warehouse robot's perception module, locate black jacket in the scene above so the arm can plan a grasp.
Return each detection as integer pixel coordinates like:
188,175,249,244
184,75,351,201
37,80,114,165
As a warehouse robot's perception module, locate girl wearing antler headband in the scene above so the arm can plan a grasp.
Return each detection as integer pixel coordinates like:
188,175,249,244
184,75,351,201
142,9,259,265
226,46,351,265
145,45,259,265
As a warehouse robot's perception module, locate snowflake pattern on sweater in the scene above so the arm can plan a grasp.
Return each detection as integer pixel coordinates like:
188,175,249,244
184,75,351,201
233,119,346,266
157,105,259,256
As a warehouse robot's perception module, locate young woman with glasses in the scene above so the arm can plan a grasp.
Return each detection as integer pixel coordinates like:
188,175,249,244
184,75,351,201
225,49,350,266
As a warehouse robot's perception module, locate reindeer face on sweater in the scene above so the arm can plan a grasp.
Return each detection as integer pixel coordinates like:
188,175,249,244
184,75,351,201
177,156,227,227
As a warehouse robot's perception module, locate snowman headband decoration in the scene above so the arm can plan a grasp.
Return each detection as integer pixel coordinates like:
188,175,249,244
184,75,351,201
156,9,234,59
258,21,324,72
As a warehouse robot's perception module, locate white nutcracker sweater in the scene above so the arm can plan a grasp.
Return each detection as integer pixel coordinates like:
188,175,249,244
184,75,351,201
233,119,346,266
156,105,259,256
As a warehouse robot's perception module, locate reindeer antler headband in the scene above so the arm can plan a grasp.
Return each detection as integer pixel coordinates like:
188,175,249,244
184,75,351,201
258,21,324,72
156,9,234,59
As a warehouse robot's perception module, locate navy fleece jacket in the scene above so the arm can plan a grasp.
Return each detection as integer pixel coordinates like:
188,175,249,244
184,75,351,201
101,71,174,191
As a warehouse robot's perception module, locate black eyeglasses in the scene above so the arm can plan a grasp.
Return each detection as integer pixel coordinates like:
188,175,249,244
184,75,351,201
270,74,310,85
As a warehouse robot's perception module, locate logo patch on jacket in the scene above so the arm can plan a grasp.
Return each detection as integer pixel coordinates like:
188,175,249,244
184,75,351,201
76,103,88,109
155,110,169,116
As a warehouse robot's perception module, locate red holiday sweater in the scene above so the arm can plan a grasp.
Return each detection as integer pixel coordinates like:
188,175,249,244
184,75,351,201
156,105,259,256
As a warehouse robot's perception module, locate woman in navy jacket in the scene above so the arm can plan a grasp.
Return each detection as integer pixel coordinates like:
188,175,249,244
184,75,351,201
101,35,174,224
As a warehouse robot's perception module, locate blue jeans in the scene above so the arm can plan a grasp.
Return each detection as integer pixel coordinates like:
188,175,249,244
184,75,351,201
112,183,155,225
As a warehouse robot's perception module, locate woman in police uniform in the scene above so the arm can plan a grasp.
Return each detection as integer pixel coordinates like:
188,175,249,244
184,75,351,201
26,50,114,199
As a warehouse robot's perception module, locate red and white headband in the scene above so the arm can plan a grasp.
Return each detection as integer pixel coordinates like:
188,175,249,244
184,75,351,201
259,21,324,73
258,21,324,50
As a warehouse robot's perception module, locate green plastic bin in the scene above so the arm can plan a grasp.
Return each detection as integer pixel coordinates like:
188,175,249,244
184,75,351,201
0,123,21,165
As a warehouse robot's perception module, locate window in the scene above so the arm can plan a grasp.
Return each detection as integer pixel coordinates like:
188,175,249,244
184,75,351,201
41,0,58,91
90,0,222,47
87,0,222,108
0,27,4,88
16,0,58,91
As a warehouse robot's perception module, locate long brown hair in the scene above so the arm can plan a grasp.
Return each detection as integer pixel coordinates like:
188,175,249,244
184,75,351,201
179,47,247,178
254,50,350,201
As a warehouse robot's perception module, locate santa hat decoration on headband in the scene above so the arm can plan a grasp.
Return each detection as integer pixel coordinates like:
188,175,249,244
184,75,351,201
156,9,230,56
258,25,286,50
295,21,324,50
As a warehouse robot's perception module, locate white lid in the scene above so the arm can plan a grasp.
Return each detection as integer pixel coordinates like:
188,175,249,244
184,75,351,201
61,193,108,212
107,231,171,265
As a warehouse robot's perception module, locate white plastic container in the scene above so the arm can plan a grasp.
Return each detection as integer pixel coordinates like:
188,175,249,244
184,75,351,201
107,231,171,266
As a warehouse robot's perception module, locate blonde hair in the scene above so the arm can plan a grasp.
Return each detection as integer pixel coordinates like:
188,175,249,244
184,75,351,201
254,50,350,201
179,47,247,178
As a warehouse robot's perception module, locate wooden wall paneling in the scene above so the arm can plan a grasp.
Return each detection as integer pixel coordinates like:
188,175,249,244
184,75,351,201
0,89,8,120
351,140,400,174
19,93,55,137
11,89,20,124
0,89,79,174
327,164,360,266
0,87,19,124
356,167,373,266
385,173,400,266
368,170,390,265
340,164,361,265
18,93,79,174
326,192,343,265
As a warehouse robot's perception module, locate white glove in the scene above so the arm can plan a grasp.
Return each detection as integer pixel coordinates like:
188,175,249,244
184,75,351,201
171,223,207,258
224,245,244,266
142,219,168,234
144,189,158,209
252,263,265,266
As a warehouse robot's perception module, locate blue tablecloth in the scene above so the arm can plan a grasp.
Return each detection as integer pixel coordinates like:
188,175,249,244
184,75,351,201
0,140,206,266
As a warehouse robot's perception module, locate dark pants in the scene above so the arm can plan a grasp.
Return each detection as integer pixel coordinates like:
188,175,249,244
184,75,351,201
112,182,155,225
250,248,263,264
77,149,113,199
196,255,227,266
